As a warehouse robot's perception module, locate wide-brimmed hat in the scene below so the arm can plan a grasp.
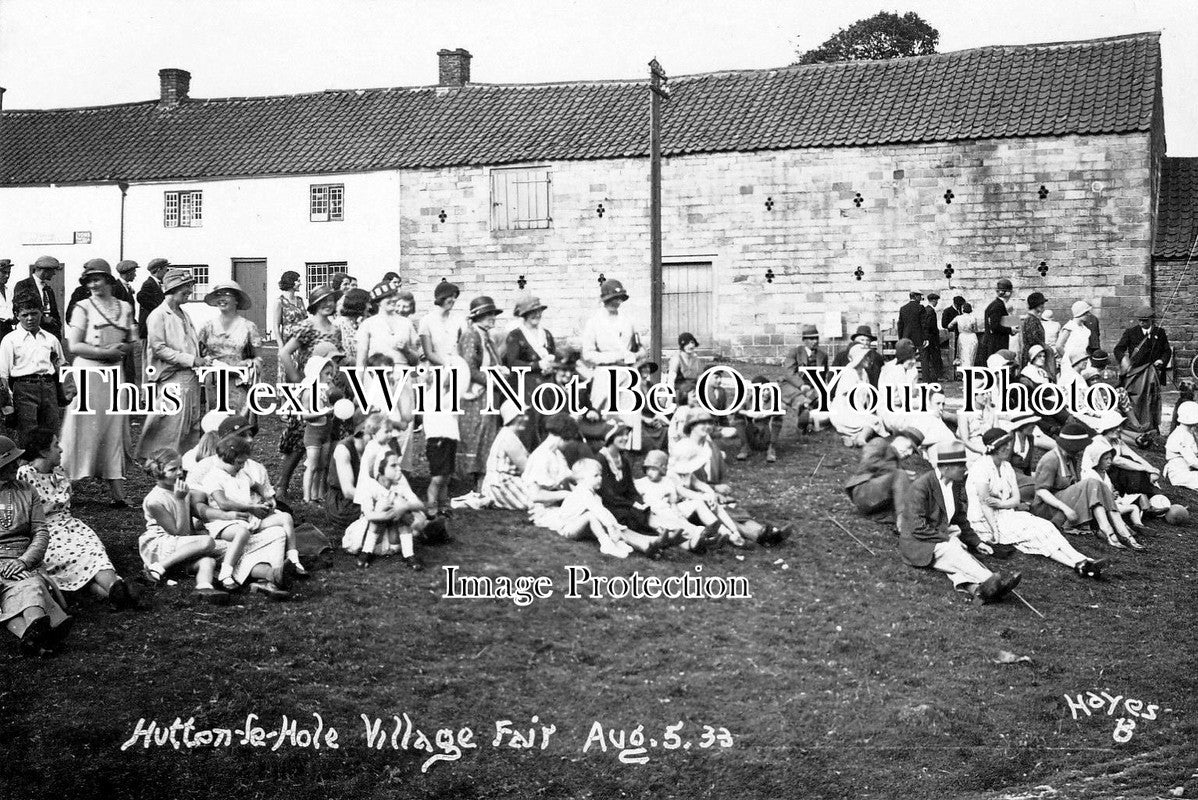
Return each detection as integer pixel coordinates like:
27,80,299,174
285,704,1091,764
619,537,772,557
307,284,341,313
642,449,669,471
982,427,1013,452
850,325,877,342
434,281,461,306
32,255,63,271
79,258,117,285
513,294,547,318
682,411,715,434
1178,401,1198,426
1004,411,1042,430
1087,437,1116,462
146,258,171,273
1027,292,1047,310
1071,300,1091,318
800,324,819,339
1135,304,1155,320
668,438,709,476
0,436,26,469
370,278,400,303
1055,420,1093,453
115,259,139,276
205,281,252,310
1094,410,1125,433
468,296,502,321
311,341,347,362
934,442,968,467
161,268,196,294
599,279,629,303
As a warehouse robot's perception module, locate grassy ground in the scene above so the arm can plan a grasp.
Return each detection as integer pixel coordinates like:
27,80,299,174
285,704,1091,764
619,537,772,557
2,353,1196,800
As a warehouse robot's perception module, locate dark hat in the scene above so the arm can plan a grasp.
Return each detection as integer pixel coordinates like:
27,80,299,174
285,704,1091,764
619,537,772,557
934,442,968,466
682,411,715,434
1005,411,1042,430
894,427,925,446
927,292,940,302
1089,349,1110,368
678,332,699,349
341,288,370,316
800,324,819,339
894,339,917,363
146,257,171,273
115,259,139,275
0,435,25,469
953,295,965,306
1135,304,1155,319
1027,292,1047,309
307,284,341,313
370,278,400,302
161,268,196,294
850,325,877,342
434,281,460,306
204,281,252,310
909,291,923,300
1055,420,1093,453
32,255,63,271
79,258,116,285
217,415,255,441
513,294,547,318
600,279,629,303
981,427,1012,451
468,296,502,320
0,259,12,268
603,423,633,445
638,361,660,374
996,278,1014,292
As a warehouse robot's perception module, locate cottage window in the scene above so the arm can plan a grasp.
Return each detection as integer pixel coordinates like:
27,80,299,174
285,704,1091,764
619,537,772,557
490,167,551,230
306,261,346,290
310,184,345,222
174,264,210,296
164,190,203,228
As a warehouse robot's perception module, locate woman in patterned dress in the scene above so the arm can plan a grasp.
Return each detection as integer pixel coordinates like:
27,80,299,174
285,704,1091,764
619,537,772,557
273,271,307,383
198,281,262,414
275,285,343,498
457,296,507,489
61,259,140,506
18,428,140,609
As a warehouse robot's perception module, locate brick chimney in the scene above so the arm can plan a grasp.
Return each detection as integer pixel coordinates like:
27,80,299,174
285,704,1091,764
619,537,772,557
437,49,472,88
158,68,191,107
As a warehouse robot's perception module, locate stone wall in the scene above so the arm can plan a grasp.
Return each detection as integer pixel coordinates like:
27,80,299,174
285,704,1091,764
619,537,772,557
398,133,1156,361
1153,258,1198,378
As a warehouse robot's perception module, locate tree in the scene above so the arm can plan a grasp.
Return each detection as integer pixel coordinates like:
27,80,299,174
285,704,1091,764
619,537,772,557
796,12,939,65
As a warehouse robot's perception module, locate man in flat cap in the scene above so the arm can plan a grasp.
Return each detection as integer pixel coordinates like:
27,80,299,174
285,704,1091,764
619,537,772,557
1113,305,1172,436
978,278,1016,366
14,256,64,338
0,259,13,339
136,258,170,342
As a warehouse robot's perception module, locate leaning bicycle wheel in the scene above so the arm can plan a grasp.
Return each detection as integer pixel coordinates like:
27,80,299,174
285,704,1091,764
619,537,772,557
1190,353,1198,382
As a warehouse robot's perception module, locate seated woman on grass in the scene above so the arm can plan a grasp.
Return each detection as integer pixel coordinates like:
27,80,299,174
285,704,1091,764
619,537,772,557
1081,438,1147,550
635,450,722,553
522,414,580,509
480,401,532,510
529,458,637,559
139,448,230,605
595,424,671,557
1164,401,1198,490
195,437,296,599
18,428,141,610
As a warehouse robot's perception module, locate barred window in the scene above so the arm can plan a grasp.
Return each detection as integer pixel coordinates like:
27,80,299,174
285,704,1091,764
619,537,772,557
310,184,345,222
173,264,210,296
490,167,551,230
306,261,346,291
164,190,203,228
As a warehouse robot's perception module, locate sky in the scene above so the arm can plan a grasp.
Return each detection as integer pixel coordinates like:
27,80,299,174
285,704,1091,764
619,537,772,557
1,0,1196,153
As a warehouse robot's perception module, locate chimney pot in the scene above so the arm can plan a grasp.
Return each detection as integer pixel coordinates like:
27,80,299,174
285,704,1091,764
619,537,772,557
158,68,191,107
437,49,472,88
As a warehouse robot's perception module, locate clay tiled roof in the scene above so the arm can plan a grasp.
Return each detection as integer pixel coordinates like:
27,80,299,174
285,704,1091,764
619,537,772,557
0,32,1161,185
1154,157,1198,260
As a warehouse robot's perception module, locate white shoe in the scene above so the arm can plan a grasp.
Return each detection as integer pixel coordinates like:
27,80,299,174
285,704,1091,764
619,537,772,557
599,540,631,559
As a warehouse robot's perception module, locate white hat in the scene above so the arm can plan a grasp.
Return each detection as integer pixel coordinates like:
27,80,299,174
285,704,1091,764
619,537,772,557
1094,410,1126,433
1071,300,1091,318
668,438,710,476
1177,401,1198,426
500,400,524,426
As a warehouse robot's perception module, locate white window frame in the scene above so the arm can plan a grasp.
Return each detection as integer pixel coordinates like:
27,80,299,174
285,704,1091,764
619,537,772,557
164,190,203,228
310,184,345,222
306,262,346,291
173,264,210,297
490,166,551,230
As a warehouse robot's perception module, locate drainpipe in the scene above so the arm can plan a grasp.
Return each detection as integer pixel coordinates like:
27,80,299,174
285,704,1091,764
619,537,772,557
117,182,129,259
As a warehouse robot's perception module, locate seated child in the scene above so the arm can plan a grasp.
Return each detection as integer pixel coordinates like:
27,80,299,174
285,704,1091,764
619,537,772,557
354,450,437,570
734,375,784,463
139,448,229,604
529,459,635,559
635,450,722,553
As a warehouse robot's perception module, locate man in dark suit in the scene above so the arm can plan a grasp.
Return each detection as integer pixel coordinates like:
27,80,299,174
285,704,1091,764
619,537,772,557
136,258,170,341
14,256,64,338
979,278,1016,366
1113,305,1172,434
897,291,924,349
896,442,1020,602
941,295,965,363
780,324,830,434
920,292,943,382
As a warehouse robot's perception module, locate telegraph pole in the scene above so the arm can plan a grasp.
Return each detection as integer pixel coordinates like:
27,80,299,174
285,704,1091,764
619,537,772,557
648,59,669,366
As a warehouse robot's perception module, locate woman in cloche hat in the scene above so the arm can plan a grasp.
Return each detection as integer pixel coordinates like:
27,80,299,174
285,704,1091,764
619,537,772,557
198,281,262,413
503,293,556,448
455,296,510,496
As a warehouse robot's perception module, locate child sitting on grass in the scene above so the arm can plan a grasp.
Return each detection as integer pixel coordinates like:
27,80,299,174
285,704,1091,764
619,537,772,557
529,459,636,559
635,450,722,553
355,450,438,570
139,448,229,605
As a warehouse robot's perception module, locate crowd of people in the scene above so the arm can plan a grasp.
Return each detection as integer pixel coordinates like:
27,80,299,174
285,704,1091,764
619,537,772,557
0,258,1194,656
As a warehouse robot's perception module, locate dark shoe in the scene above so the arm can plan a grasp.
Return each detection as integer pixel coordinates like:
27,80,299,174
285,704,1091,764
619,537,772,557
20,616,52,657
194,586,231,605
109,499,129,509
356,553,374,569
271,561,299,592
249,581,291,600
402,556,425,572
423,517,453,546
47,616,73,651
107,578,138,611
1076,558,1109,579
975,574,1004,603
995,571,1022,599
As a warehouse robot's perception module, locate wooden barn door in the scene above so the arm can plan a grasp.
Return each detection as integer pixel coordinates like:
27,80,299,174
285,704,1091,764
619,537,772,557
231,258,269,335
662,261,713,347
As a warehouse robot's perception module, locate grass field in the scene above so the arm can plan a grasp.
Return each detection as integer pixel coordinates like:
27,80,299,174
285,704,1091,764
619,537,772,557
2,353,1196,800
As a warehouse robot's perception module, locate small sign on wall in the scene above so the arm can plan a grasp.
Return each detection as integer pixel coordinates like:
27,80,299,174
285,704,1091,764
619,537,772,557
74,231,92,244
821,310,843,339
